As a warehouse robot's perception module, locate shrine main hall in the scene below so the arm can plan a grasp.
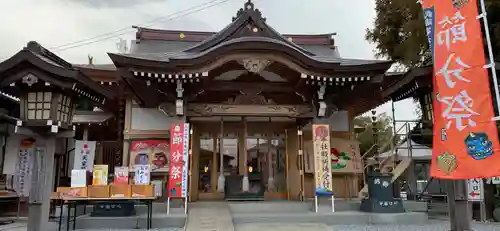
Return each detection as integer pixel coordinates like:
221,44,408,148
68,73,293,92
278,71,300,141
0,0,399,202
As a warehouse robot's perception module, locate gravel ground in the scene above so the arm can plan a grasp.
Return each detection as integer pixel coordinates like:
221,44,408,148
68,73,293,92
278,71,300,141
330,222,500,231
236,222,500,231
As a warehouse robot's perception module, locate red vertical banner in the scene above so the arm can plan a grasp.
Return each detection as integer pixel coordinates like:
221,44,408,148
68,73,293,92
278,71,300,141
422,0,500,179
168,123,185,197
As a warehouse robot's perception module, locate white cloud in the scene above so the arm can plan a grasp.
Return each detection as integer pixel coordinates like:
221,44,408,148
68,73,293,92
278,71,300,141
0,0,417,120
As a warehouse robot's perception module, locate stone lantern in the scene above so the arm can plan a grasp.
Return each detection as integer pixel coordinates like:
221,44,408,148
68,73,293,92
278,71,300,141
0,41,113,231
16,73,76,133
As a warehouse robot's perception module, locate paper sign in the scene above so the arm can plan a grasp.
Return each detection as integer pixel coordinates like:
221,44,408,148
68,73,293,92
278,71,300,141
134,165,151,185
467,178,484,201
71,169,87,187
490,176,500,184
74,141,96,171
92,165,108,185
114,166,129,184
152,180,163,197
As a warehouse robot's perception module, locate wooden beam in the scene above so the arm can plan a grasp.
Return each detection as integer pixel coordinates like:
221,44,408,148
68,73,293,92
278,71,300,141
204,82,296,92
187,103,315,118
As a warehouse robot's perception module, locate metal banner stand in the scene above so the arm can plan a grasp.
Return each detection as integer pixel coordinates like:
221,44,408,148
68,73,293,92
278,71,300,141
478,0,500,121
184,197,188,215
167,197,171,215
166,196,188,215
331,195,335,212
313,195,335,213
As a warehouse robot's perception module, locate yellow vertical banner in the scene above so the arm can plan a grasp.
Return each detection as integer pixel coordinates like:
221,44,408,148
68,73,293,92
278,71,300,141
312,124,333,196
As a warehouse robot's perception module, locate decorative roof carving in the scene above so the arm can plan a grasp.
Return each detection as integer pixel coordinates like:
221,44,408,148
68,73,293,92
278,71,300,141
233,0,265,22
224,90,276,105
237,58,272,73
22,73,39,87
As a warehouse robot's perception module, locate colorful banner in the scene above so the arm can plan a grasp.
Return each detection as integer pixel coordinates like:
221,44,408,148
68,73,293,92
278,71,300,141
129,139,169,172
421,0,500,179
312,124,333,196
74,140,96,172
168,123,190,198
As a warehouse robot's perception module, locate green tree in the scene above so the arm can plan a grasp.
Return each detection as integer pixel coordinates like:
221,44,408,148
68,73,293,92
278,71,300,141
366,0,500,68
354,113,395,155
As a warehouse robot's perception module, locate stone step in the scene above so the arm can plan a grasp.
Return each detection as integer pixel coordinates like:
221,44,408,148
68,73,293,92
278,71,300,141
185,202,235,231
232,211,429,225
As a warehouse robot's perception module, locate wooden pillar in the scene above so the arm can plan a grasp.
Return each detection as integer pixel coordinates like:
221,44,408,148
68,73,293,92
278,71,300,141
238,127,245,175
211,135,217,194
286,127,300,200
241,117,249,192
298,126,305,201
267,132,274,192
190,127,200,201
217,119,225,193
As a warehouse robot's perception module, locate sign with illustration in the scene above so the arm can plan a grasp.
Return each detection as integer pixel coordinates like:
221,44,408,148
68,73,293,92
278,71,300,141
312,124,333,196
129,139,169,172
114,166,129,184
420,0,500,179
74,140,96,171
168,123,190,198
330,138,362,173
467,178,484,201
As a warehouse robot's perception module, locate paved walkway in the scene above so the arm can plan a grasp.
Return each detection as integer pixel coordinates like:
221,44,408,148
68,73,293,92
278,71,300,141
236,223,330,231
329,222,500,231
185,202,235,231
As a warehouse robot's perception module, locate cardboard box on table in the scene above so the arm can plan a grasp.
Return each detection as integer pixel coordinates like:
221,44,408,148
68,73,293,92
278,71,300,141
131,184,155,197
87,185,110,198
110,184,131,198
56,187,88,198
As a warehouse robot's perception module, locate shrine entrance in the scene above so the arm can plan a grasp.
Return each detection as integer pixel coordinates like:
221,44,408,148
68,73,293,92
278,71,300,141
190,117,298,201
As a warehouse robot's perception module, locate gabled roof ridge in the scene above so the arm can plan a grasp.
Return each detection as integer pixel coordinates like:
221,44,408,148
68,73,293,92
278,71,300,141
24,41,74,69
183,0,316,55
135,26,216,38
136,26,337,39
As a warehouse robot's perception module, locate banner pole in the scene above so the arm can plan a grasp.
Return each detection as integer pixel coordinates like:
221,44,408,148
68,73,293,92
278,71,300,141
184,197,188,215
331,195,335,213
167,197,170,215
478,0,500,120
314,196,318,213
